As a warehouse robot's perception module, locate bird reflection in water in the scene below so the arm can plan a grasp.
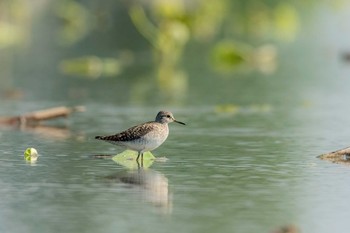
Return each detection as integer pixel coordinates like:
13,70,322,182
119,167,171,214
105,152,172,214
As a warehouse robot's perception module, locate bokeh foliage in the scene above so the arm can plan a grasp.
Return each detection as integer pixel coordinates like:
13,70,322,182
0,0,345,102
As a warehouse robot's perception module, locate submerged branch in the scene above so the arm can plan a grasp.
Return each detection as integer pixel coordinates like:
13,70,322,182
0,106,85,126
318,146,350,164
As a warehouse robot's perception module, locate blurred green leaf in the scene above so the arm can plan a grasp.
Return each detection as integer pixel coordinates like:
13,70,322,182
55,0,91,46
129,4,158,48
0,22,22,48
59,56,122,78
210,40,251,73
273,3,299,41
192,0,227,41
112,150,155,169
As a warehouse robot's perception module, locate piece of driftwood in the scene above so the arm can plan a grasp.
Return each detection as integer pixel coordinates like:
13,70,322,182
318,146,350,164
0,106,85,126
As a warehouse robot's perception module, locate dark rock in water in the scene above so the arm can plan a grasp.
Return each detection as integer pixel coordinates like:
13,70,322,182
341,52,350,62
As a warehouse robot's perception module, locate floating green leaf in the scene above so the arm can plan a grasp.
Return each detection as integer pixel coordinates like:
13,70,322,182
24,148,38,162
112,150,155,169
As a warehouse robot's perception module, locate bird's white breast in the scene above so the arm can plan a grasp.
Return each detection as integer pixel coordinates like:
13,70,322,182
115,122,170,153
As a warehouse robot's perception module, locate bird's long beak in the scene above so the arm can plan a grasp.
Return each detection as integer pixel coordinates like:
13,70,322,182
174,120,186,125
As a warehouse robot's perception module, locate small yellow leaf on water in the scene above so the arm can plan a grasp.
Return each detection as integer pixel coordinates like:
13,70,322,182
24,148,38,162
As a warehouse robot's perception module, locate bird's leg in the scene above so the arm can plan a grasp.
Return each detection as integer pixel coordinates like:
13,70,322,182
141,153,144,167
136,160,141,168
137,159,143,168
136,151,141,161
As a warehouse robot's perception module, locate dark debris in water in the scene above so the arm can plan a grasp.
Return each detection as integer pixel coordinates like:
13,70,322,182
318,146,350,165
271,224,300,233
91,154,114,159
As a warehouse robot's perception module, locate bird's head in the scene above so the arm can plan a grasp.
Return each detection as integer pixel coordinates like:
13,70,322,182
155,111,186,125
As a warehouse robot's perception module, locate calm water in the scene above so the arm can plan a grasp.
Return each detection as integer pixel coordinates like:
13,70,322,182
2,2,350,233
1,102,350,233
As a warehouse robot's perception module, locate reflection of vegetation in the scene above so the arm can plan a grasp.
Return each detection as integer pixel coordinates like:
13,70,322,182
215,103,272,115
128,0,298,72
232,1,300,41
0,0,33,95
211,41,277,74
0,0,31,49
0,0,342,101
274,3,299,41
129,4,189,103
54,0,91,46
210,40,250,73
59,56,123,79
126,0,298,102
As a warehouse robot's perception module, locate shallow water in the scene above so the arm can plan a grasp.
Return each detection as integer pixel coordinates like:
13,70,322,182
1,101,350,233
2,2,350,233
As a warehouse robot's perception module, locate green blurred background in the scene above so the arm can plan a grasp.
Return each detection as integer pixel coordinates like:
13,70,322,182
1,0,344,107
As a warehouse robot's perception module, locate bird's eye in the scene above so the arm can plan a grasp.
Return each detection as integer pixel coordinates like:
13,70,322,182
166,115,171,118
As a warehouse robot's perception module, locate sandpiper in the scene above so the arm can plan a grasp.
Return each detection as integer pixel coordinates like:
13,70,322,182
95,111,185,161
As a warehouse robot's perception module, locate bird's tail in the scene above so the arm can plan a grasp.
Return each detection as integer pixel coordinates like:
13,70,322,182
95,136,104,140
95,135,117,141
95,135,121,146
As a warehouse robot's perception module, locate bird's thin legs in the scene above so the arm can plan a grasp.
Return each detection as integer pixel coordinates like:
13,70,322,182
136,152,144,167
136,152,141,161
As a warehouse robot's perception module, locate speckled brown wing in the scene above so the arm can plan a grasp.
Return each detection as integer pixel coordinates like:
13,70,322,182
95,122,156,143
